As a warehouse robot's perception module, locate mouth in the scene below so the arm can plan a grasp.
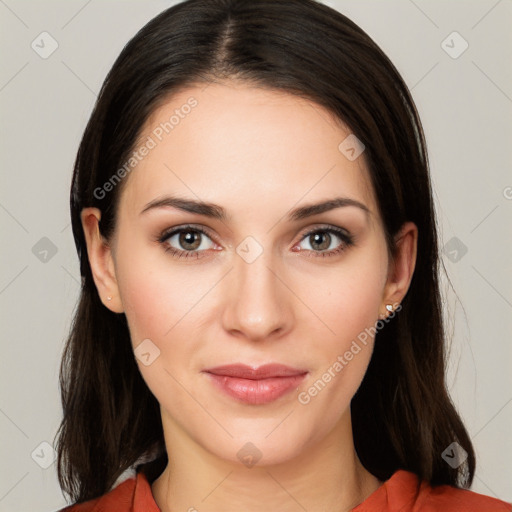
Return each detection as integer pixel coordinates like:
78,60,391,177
202,363,309,405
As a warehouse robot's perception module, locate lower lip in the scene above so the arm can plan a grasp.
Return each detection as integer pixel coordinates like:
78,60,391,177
205,372,308,405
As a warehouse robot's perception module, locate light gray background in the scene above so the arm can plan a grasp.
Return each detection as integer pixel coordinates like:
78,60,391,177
1,1,511,510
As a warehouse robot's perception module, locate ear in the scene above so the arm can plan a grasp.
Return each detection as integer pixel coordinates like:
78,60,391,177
381,221,418,315
81,207,124,313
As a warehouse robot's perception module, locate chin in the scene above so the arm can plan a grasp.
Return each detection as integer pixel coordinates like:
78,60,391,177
197,420,315,468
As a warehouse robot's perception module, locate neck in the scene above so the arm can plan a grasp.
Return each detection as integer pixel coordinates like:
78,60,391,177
151,410,382,512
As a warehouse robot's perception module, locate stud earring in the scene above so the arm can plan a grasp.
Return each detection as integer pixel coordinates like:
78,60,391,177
385,304,393,312
107,296,112,301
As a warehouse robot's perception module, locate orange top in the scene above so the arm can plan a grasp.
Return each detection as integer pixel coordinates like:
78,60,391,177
59,469,511,512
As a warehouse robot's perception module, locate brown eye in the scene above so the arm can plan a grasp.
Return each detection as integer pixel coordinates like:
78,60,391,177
159,225,217,258
308,231,332,251
178,230,202,251
296,226,354,257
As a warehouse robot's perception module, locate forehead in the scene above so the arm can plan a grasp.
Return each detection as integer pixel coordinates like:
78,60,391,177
119,81,378,222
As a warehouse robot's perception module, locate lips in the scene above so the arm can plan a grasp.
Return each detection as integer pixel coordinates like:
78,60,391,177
203,363,309,405
204,363,308,379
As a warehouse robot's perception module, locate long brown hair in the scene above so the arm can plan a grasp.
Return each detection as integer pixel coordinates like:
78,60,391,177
55,0,475,504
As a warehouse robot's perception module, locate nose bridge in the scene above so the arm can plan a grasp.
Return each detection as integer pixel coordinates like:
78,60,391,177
221,239,292,340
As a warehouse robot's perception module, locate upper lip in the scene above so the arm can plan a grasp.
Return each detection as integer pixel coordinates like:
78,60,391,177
203,363,308,380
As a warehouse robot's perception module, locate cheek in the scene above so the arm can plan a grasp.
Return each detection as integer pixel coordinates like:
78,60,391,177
293,248,386,414
114,247,206,410
117,267,172,345
114,233,207,344
303,253,386,350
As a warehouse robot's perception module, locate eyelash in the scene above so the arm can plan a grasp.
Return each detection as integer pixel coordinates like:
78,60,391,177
157,224,355,260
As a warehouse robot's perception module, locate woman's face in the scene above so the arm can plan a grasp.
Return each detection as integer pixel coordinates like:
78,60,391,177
88,81,413,466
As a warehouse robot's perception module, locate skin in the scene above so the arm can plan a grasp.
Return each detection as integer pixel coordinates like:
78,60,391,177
82,81,417,512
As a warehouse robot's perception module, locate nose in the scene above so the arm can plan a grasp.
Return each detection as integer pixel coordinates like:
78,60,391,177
220,247,294,342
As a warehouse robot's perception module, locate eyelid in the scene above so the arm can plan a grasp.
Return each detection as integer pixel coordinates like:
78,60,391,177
299,223,351,239
158,223,351,244
158,223,219,244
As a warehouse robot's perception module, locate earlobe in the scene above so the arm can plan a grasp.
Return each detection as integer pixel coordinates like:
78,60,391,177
382,221,418,312
81,207,124,313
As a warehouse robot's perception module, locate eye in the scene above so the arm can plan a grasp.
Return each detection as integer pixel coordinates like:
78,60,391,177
157,224,354,260
294,226,354,257
158,225,218,259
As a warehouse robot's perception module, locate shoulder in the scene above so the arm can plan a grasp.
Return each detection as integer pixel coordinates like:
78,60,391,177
57,474,139,512
419,480,512,512
354,470,511,512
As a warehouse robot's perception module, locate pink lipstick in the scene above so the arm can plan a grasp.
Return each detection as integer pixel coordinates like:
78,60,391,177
203,363,308,405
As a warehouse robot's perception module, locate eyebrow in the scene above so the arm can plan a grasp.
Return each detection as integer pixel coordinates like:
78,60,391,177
140,195,370,222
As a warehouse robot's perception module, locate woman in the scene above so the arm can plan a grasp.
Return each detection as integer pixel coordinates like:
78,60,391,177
55,0,511,511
